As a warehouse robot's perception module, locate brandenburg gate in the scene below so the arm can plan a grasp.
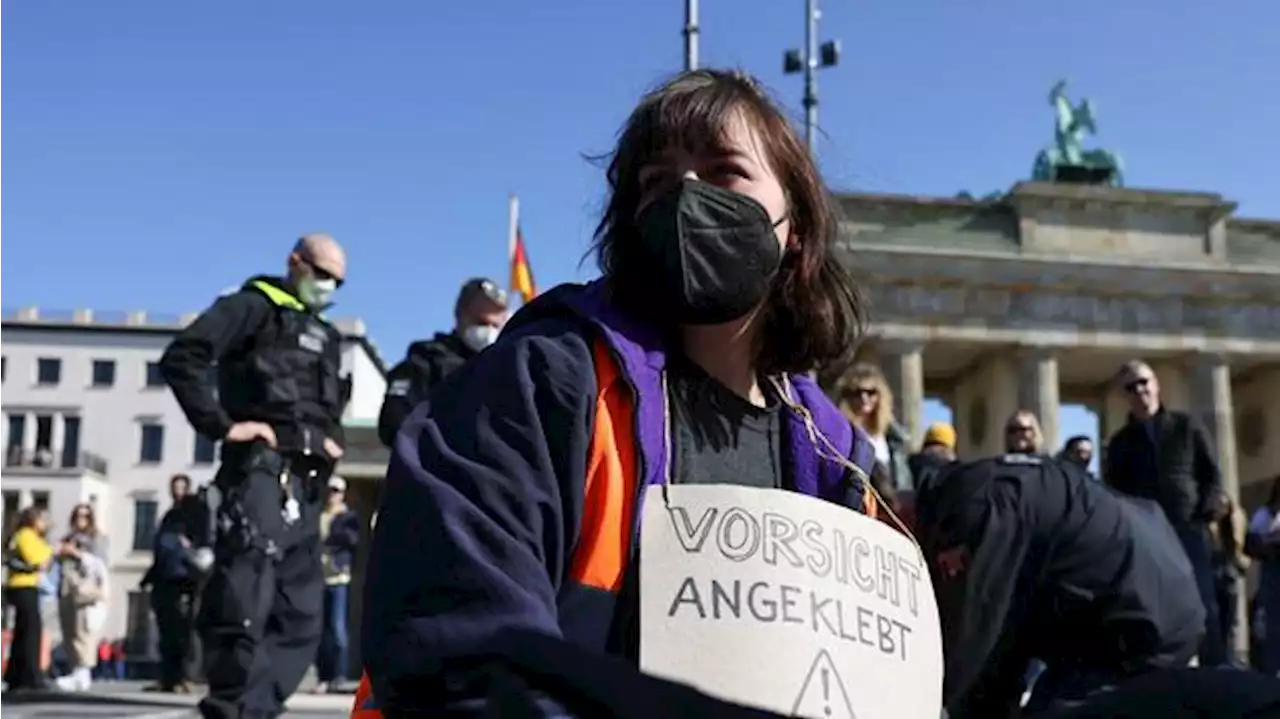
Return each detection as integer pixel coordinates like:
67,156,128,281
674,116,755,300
836,179,1280,509
830,81,1280,510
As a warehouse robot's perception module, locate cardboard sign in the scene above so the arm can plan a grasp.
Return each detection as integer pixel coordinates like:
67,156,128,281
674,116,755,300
639,485,943,719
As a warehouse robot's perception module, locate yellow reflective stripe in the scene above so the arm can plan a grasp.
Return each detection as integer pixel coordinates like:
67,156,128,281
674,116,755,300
250,280,306,311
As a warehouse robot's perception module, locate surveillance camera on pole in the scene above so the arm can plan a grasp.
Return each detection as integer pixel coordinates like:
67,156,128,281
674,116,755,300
782,0,839,153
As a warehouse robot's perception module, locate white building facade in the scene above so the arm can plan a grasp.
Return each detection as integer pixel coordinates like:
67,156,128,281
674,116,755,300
1,306,387,641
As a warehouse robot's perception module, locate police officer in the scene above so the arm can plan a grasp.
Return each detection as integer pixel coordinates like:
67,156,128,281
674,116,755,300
376,277,508,447
160,233,349,719
914,454,1206,718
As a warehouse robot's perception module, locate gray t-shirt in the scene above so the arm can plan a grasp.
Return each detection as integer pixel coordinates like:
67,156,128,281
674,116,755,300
666,357,785,490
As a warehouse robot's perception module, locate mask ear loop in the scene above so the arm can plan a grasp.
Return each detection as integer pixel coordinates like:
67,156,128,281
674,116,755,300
768,376,923,559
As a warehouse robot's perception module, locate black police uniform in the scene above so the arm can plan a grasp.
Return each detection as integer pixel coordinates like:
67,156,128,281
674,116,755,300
160,275,347,719
914,454,1205,719
375,332,475,448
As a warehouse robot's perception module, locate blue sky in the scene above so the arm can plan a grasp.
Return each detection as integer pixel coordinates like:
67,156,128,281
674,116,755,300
6,1,1278,462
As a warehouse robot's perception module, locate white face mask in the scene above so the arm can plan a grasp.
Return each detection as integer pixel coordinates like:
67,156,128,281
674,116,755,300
298,277,337,308
460,324,500,352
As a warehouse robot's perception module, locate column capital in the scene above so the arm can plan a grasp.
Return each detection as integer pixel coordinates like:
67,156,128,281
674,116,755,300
876,338,926,356
1190,351,1231,370
1015,343,1060,361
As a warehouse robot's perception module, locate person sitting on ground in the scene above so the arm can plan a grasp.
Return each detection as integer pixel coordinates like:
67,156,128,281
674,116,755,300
354,68,884,718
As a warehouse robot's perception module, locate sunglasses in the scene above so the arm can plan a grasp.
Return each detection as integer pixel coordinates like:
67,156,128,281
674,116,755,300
301,256,346,288
844,387,879,400
1123,377,1150,394
1006,424,1034,434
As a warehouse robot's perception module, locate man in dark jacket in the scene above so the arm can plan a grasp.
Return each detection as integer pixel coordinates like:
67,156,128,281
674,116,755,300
1104,359,1226,666
915,454,1205,718
376,278,509,447
141,476,201,694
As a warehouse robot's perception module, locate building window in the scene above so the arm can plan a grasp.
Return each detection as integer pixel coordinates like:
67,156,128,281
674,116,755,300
0,486,19,532
193,433,218,465
145,361,166,388
92,359,116,387
36,358,61,386
32,492,50,512
6,414,26,467
33,415,54,468
132,498,159,551
139,422,165,464
62,416,82,469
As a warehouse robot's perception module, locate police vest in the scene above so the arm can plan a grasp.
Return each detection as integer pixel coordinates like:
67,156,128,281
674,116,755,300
239,280,343,429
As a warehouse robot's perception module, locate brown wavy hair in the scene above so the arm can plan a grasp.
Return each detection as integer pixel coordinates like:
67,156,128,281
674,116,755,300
589,68,868,375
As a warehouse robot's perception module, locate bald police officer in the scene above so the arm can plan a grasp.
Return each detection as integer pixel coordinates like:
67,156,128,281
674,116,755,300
161,234,351,719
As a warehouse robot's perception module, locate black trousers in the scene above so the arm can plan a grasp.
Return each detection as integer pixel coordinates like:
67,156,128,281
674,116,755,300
197,449,326,719
153,579,197,688
3,587,44,690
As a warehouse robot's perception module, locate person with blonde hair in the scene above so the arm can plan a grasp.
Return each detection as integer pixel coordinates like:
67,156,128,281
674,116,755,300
55,503,110,692
1004,409,1045,455
839,362,913,489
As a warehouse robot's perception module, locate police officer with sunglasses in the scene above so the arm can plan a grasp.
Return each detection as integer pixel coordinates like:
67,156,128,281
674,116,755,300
160,233,352,719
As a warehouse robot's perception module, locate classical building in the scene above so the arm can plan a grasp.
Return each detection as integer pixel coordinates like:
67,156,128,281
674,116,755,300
0,308,388,641
837,180,1280,509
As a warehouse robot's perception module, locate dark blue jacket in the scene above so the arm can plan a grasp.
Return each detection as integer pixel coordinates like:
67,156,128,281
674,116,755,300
358,282,875,717
324,508,361,574
143,526,190,585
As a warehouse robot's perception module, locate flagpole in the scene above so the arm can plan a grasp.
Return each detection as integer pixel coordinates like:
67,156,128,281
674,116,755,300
508,193,520,301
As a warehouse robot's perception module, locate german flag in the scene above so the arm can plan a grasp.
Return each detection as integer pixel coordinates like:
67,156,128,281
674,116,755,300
510,227,536,303
508,195,537,303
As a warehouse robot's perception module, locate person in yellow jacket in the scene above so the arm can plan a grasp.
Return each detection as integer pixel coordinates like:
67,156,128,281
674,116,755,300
4,506,54,691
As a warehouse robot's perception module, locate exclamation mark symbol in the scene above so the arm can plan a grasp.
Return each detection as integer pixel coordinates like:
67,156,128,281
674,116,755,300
821,667,832,717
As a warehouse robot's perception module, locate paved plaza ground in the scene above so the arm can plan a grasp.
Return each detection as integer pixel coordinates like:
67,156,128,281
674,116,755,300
2,679,351,718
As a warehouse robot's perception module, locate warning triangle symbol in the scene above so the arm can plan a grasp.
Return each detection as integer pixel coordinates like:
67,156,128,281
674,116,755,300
791,648,858,719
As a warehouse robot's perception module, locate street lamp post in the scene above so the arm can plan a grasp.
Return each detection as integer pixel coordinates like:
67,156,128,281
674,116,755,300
685,0,700,71
782,0,840,153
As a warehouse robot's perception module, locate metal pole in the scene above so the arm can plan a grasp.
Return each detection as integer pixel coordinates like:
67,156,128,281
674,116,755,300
685,0,700,71
802,0,818,152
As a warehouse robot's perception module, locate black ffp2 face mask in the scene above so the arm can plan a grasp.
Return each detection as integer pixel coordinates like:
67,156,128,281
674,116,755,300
634,179,786,326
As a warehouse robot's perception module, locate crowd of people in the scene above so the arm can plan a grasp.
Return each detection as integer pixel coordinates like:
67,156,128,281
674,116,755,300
1,472,362,700
5,66,1280,718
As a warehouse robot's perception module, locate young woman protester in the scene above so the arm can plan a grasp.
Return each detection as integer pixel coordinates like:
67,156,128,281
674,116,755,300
353,69,892,717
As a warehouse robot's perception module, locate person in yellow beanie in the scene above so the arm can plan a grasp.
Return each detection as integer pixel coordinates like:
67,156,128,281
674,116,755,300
910,421,958,489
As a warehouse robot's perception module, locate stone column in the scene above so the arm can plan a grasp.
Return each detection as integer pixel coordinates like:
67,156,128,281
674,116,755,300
1098,386,1131,481
1017,346,1061,452
52,414,66,458
879,340,925,448
1191,354,1240,502
1191,353,1246,661
22,412,37,454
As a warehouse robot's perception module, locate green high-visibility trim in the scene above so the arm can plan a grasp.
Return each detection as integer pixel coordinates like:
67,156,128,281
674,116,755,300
249,280,306,311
